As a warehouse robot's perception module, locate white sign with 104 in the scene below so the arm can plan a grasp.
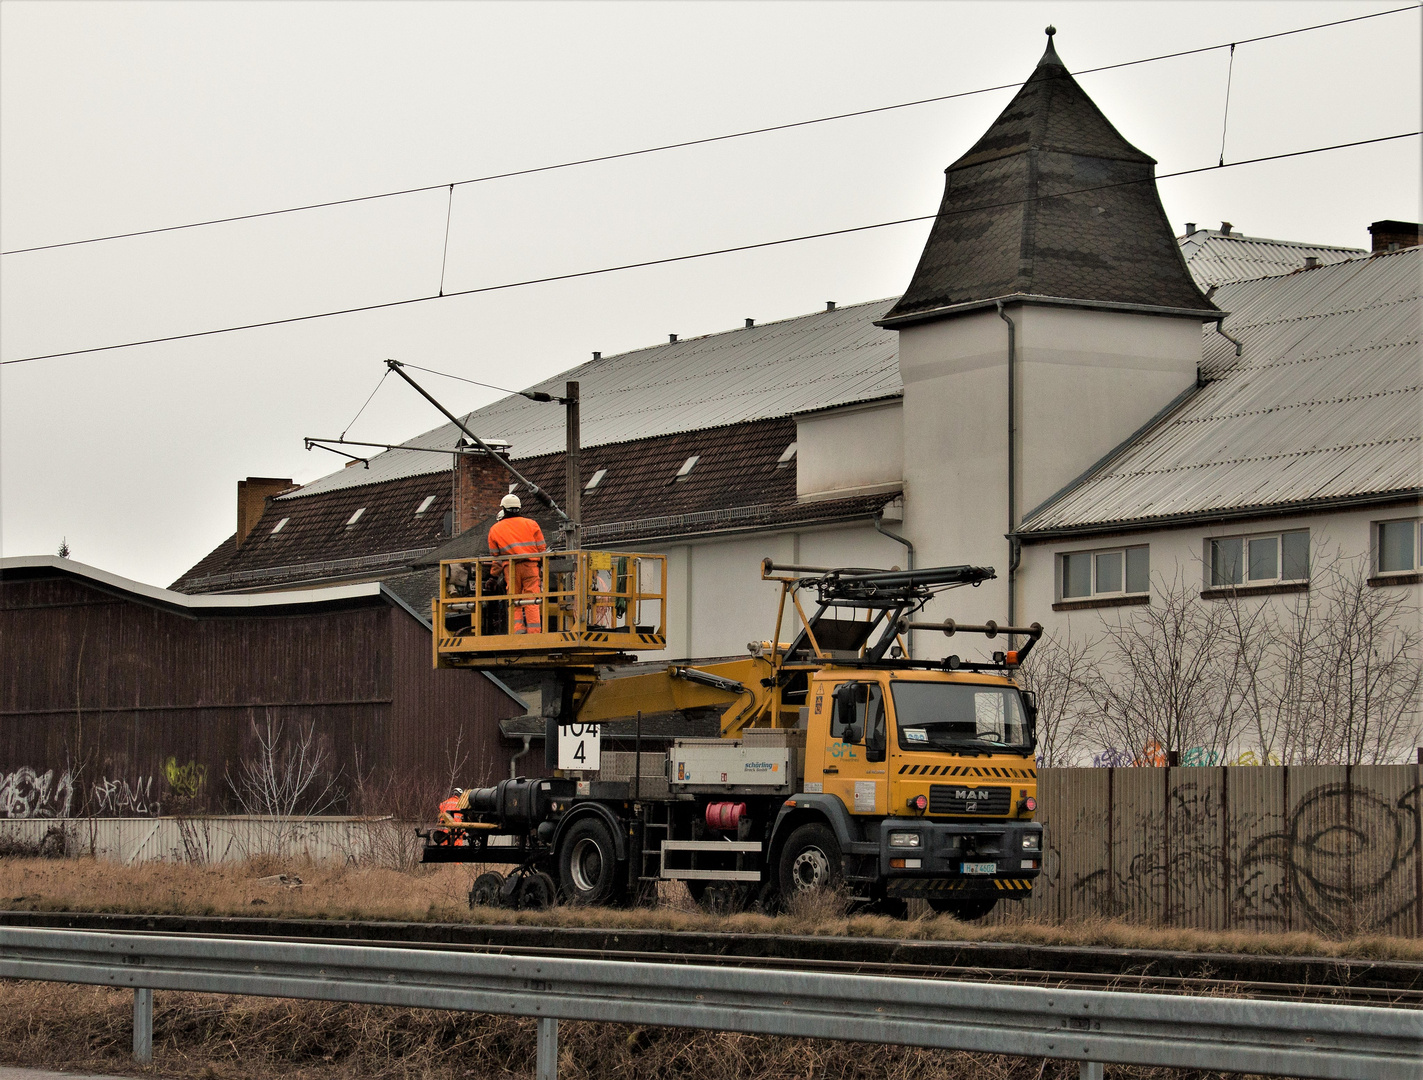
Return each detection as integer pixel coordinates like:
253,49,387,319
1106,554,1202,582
557,723,601,771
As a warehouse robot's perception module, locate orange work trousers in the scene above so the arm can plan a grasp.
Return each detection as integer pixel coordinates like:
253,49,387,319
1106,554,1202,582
508,559,543,634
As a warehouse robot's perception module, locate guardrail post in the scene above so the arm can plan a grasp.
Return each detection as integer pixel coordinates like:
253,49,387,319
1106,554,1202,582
1079,1062,1103,1080
133,987,153,1063
536,1016,558,1080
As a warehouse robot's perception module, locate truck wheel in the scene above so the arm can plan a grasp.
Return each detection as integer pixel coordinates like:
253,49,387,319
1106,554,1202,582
928,896,997,920
469,871,505,908
778,823,842,898
558,817,624,906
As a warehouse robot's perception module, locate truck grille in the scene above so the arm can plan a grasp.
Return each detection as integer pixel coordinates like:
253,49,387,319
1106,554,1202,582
930,785,1011,815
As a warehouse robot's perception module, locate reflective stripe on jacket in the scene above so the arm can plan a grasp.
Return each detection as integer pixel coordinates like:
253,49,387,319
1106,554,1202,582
488,514,547,557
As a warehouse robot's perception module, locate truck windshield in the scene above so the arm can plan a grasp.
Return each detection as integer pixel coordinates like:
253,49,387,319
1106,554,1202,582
891,683,1031,752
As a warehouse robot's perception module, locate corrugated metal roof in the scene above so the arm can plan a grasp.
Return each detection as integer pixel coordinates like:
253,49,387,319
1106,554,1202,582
288,298,901,498
1021,247,1422,533
1178,228,1364,288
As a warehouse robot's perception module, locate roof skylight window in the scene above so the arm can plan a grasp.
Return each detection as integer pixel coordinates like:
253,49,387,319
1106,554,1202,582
777,443,798,469
271,517,290,535
585,469,607,491
415,495,436,515
346,508,365,527
674,455,700,481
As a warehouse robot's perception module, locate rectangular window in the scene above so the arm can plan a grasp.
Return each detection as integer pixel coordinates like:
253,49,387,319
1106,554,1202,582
1377,519,1422,573
1059,545,1149,600
1209,529,1308,587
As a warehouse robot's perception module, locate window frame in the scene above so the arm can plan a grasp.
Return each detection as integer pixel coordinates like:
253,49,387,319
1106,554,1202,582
1057,544,1150,602
1206,528,1309,589
1375,517,1422,576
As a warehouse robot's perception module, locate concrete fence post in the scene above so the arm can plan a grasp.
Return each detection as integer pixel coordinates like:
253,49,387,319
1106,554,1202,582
536,1016,558,1080
133,987,153,1063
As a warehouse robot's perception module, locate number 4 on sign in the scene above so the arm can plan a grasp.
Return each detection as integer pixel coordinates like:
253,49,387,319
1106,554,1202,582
558,723,601,771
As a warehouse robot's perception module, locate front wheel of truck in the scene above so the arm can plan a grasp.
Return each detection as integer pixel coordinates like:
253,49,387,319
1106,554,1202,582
777,823,843,900
928,895,997,920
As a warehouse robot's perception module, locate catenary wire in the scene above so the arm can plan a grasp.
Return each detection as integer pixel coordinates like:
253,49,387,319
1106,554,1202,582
339,367,390,440
398,363,543,399
2,131,1416,368
0,4,1414,258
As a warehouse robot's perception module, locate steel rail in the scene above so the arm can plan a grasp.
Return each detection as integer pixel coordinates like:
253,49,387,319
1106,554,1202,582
1,928,1418,1080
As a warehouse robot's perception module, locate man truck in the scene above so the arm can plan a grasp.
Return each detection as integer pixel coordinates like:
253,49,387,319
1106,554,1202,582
419,551,1043,920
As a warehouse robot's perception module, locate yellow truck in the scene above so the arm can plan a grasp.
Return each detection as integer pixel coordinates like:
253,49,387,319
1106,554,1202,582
420,552,1043,920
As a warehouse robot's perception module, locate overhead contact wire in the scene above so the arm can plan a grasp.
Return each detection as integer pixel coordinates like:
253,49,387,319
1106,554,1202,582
2,131,1417,367
0,4,1413,257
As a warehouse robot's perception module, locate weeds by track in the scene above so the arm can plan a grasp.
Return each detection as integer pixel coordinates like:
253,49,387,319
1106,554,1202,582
4,909,1418,1008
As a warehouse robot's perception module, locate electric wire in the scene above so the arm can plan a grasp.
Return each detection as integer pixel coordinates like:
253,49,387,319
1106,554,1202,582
339,367,390,440
2,131,1415,368
1219,44,1237,167
1,4,1413,258
398,362,545,400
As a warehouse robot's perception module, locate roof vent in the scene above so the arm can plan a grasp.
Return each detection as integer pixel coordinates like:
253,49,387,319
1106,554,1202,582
1303,256,1319,269
745,318,755,328
271,517,290,535
415,495,436,515
1184,222,1196,234
346,508,365,527
585,468,607,491
669,333,678,343
674,455,700,482
1220,222,1233,236
826,301,836,311
592,351,601,360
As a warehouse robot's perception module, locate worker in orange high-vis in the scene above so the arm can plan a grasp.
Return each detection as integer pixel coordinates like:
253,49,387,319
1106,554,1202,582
488,494,548,634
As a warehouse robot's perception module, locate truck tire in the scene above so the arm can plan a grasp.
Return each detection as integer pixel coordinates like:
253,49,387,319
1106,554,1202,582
558,816,624,906
928,895,997,920
778,823,842,899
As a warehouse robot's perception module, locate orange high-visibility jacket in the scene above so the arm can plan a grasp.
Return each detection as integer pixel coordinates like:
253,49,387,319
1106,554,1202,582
488,514,547,563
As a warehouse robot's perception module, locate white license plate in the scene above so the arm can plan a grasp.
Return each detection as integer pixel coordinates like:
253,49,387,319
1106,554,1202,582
961,861,997,875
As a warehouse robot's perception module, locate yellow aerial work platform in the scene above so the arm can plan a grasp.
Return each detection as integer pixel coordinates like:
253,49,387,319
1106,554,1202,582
432,550,667,668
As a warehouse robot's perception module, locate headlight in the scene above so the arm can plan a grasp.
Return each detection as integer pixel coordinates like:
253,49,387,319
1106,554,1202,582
1022,833,1041,851
888,832,921,848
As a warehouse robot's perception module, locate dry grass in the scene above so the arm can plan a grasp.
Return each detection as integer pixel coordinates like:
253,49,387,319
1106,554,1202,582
0,980,1290,1080
1,856,1419,962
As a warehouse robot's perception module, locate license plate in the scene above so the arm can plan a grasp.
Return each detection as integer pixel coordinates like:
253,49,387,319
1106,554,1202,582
961,861,997,875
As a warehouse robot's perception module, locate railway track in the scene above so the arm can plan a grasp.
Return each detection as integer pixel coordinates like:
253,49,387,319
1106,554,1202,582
3,910,1418,1008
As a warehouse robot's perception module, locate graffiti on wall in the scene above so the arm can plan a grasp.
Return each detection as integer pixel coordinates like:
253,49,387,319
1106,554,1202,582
0,767,75,819
91,776,161,817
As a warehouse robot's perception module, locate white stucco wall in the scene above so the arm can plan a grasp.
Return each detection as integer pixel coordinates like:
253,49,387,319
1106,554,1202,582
897,302,1206,626
795,399,903,499
632,523,907,659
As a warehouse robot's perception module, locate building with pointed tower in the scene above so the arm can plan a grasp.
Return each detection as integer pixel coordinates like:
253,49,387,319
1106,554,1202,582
140,27,1417,766
875,26,1220,627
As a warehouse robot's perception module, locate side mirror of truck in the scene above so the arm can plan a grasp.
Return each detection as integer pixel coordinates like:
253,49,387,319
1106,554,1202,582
1020,689,1039,745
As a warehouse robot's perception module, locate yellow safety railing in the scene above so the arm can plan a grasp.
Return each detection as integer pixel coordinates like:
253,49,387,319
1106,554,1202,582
433,550,667,665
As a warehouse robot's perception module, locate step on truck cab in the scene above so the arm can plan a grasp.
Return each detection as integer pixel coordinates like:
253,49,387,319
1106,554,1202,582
419,551,1043,920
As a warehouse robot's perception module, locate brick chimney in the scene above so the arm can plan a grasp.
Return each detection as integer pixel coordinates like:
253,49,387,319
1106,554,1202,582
454,450,513,537
1368,220,1420,253
237,477,293,547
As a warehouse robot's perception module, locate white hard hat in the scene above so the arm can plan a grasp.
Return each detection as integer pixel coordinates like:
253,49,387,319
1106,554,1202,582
500,493,522,511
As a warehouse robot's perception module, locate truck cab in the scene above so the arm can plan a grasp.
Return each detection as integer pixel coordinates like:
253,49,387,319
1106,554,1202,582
778,667,1043,917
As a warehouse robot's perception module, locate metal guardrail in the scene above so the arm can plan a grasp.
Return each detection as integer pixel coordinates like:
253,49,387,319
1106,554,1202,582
1,928,1417,1080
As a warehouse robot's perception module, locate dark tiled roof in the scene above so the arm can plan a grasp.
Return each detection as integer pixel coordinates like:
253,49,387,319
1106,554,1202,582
419,417,898,564
173,471,453,592
882,35,1215,324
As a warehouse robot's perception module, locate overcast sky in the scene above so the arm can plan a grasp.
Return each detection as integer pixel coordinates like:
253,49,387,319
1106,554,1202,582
2,1,1418,587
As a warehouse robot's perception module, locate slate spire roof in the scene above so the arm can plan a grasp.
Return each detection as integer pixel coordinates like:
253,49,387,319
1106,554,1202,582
880,28,1217,325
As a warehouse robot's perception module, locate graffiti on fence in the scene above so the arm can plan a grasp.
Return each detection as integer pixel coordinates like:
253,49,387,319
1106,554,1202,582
1090,746,1278,768
92,776,161,817
0,767,75,818
1065,773,1420,935
1236,782,1421,937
